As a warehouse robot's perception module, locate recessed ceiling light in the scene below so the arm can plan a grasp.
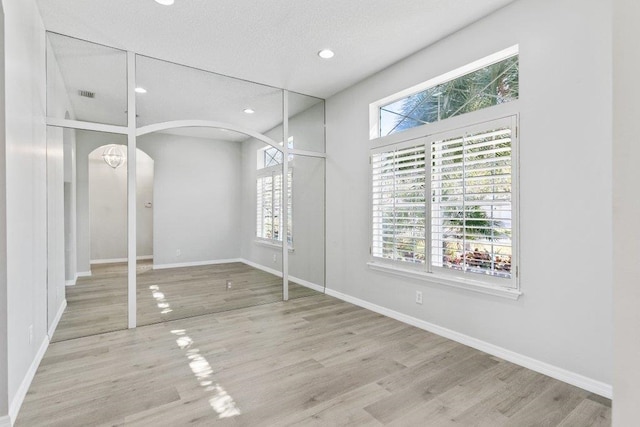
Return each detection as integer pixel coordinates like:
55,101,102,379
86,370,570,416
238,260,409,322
135,87,147,94
318,49,335,59
155,0,174,5
243,108,255,114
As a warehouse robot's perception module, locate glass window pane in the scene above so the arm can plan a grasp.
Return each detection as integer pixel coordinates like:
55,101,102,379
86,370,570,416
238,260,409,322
380,55,519,137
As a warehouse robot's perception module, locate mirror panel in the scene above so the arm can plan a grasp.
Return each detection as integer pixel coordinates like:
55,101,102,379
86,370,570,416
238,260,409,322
46,32,128,126
50,129,129,342
288,92,325,153
136,55,283,135
288,155,326,298
136,129,286,326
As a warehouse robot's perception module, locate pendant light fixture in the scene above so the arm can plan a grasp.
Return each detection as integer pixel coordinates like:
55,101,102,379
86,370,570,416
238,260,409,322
102,145,126,169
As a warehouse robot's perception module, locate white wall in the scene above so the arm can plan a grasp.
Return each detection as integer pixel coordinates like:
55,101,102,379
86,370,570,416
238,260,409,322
75,131,128,272
87,146,153,262
138,133,242,266
326,0,612,391
613,0,640,423
136,151,154,259
3,0,48,420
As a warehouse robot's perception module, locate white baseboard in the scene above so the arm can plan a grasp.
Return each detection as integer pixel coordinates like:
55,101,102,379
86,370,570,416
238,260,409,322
91,255,152,265
76,271,91,278
153,258,242,270
324,288,612,399
9,335,50,424
65,272,78,286
0,415,10,427
239,259,325,293
48,299,67,339
288,275,325,293
240,258,282,277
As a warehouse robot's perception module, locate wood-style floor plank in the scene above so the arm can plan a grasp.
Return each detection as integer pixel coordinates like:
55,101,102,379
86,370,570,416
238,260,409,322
19,293,611,426
53,261,319,342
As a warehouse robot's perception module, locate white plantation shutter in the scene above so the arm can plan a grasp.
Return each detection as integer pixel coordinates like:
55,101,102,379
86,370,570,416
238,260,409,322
431,127,513,278
256,168,293,243
370,116,517,290
256,175,273,239
372,144,426,264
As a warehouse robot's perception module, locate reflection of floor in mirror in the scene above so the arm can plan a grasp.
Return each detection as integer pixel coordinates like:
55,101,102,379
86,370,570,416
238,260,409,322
51,260,320,343
19,294,611,426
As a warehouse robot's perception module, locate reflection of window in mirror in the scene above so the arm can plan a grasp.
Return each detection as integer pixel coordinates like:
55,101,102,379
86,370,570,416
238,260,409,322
256,136,293,169
255,139,293,247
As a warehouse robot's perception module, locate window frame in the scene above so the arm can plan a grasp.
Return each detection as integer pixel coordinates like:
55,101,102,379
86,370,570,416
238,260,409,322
368,115,520,299
369,45,519,140
256,164,293,248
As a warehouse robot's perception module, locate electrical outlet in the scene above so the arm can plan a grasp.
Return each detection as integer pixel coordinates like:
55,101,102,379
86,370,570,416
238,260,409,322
28,325,33,344
415,291,423,304
273,254,277,263
176,249,181,257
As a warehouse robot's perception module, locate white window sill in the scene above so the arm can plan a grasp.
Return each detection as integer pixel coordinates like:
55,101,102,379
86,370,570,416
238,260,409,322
366,261,522,300
254,239,295,253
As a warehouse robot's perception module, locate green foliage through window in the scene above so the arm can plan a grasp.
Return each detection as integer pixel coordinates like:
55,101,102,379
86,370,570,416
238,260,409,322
380,56,518,137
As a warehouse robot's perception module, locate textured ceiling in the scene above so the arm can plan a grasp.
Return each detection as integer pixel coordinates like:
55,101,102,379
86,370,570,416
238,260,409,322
36,0,515,99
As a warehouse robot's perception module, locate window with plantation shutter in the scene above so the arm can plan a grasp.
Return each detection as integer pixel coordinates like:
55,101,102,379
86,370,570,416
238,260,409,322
256,166,292,245
372,144,426,264
431,126,513,279
370,116,518,294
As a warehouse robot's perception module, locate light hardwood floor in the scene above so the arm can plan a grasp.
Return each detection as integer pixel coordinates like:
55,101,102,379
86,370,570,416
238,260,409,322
53,261,319,342
21,294,609,426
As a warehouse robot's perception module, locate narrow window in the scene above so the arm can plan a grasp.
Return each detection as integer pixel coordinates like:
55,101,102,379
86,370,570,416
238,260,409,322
375,48,519,138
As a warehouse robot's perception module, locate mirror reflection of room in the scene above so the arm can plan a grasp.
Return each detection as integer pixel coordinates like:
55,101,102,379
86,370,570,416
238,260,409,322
46,32,327,343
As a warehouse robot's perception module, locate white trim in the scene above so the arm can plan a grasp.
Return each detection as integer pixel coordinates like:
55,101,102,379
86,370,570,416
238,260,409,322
240,258,282,277
90,255,152,265
65,273,78,286
370,102,519,150
288,149,326,158
46,117,128,135
76,271,91,277
127,50,137,330
91,257,129,264
47,299,67,338
289,275,325,293
239,258,325,293
9,336,50,423
152,258,242,270
367,262,521,300
254,239,294,252
136,120,281,151
324,288,611,398
0,415,10,427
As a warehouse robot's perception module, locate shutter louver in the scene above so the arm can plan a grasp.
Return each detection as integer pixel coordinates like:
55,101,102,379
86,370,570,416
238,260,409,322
431,127,512,278
372,144,426,264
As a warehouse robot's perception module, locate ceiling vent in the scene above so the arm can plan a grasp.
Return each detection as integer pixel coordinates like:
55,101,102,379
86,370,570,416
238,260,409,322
78,90,95,99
